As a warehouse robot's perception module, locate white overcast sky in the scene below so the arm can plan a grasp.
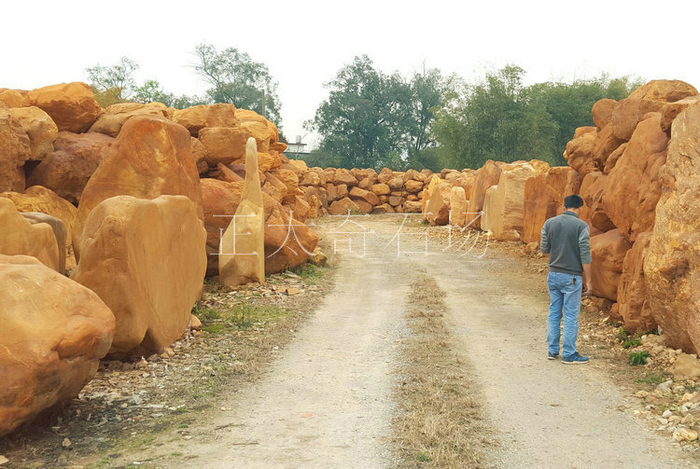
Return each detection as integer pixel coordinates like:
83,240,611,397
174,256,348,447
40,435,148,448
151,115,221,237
2,0,699,146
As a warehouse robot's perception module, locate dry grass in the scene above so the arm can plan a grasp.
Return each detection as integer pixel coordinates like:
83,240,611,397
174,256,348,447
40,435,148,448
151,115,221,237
392,274,495,468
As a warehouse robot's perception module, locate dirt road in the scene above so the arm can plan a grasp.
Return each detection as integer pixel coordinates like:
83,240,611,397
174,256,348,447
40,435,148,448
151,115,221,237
123,215,697,468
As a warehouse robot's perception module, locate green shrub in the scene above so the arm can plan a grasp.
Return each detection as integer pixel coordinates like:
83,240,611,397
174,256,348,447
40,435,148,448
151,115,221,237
629,351,650,366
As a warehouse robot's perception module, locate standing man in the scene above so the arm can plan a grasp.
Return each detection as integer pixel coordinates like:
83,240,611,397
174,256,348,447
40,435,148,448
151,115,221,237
540,194,592,364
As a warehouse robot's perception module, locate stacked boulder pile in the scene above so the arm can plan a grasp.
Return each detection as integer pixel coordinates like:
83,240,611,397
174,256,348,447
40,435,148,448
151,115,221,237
0,82,318,436
561,80,700,354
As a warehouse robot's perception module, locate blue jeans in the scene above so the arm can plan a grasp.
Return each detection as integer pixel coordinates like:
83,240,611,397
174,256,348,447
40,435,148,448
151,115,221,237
547,271,583,358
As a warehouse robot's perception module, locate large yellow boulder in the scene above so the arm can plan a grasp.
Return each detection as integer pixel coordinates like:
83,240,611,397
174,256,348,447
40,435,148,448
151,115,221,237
9,106,58,161
75,115,201,256
0,198,59,271
89,102,172,137
0,254,114,437
28,82,102,133
644,102,700,353
71,195,206,357
0,105,31,192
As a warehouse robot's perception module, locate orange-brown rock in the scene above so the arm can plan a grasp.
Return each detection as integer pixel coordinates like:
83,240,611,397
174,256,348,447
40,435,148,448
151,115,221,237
579,172,615,233
481,185,498,233
564,170,583,200
659,95,700,134
27,131,114,204
405,179,423,193
522,166,571,244
329,197,360,215
603,142,627,174
72,195,206,356
172,103,238,137
610,98,664,141
388,177,404,191
349,186,380,206
334,168,358,186
592,98,617,130
9,106,58,161
0,105,30,192
216,162,245,183
0,185,78,271
403,200,422,213
0,89,30,108
284,195,311,223
563,128,598,176
220,138,265,287
602,114,668,242
27,82,102,133
236,109,279,151
377,167,394,184
75,115,200,254
487,162,539,241
200,178,318,275
191,137,208,174
644,101,700,353
424,181,452,226
353,199,373,214
301,171,322,186
198,127,249,166
372,203,395,214
372,183,391,196
592,124,625,170
467,160,502,229
617,232,656,333
0,254,114,437
449,186,468,227
627,80,698,103
589,229,632,301
0,198,59,271
89,102,171,137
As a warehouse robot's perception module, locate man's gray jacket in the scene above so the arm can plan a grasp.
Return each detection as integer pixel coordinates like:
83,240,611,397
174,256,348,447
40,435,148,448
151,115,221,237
540,211,591,276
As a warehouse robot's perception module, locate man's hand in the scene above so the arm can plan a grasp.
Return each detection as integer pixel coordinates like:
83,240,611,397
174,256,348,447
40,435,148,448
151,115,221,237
582,281,593,297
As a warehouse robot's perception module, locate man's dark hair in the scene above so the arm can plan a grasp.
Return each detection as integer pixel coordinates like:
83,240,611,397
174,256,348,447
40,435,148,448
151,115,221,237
564,194,584,209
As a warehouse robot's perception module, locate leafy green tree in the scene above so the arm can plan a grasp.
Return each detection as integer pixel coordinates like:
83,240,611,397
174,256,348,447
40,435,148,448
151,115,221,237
308,55,414,169
193,43,282,124
132,80,206,109
85,57,139,100
433,66,640,169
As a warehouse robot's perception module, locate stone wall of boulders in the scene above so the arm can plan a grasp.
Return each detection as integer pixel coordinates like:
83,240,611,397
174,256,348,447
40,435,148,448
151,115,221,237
0,82,319,435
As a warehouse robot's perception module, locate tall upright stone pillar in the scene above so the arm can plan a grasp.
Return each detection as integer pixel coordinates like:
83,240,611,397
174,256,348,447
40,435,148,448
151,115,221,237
219,138,265,286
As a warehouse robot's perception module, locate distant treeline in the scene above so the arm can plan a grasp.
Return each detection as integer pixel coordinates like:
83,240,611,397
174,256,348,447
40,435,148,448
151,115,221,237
86,49,641,171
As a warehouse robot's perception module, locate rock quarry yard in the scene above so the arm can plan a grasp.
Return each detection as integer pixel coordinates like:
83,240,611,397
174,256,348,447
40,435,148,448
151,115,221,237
2,79,700,468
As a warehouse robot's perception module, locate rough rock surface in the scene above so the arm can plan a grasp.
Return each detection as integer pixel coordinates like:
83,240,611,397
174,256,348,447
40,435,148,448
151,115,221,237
71,195,206,357
487,162,538,241
644,102,700,353
589,229,632,302
75,115,200,254
0,185,78,271
579,172,615,234
522,166,571,244
0,105,31,192
27,131,114,204
627,80,698,103
220,138,265,286
0,254,114,437
0,198,59,271
27,82,102,133
201,179,317,276
617,232,656,333
449,186,468,227
89,102,171,137
8,106,58,161
172,104,238,137
467,160,502,229
602,114,668,242
563,128,598,176
610,98,663,141
424,181,451,226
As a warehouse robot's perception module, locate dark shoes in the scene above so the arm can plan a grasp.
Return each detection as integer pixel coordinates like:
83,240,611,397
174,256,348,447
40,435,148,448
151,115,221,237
547,352,559,360
562,352,589,365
